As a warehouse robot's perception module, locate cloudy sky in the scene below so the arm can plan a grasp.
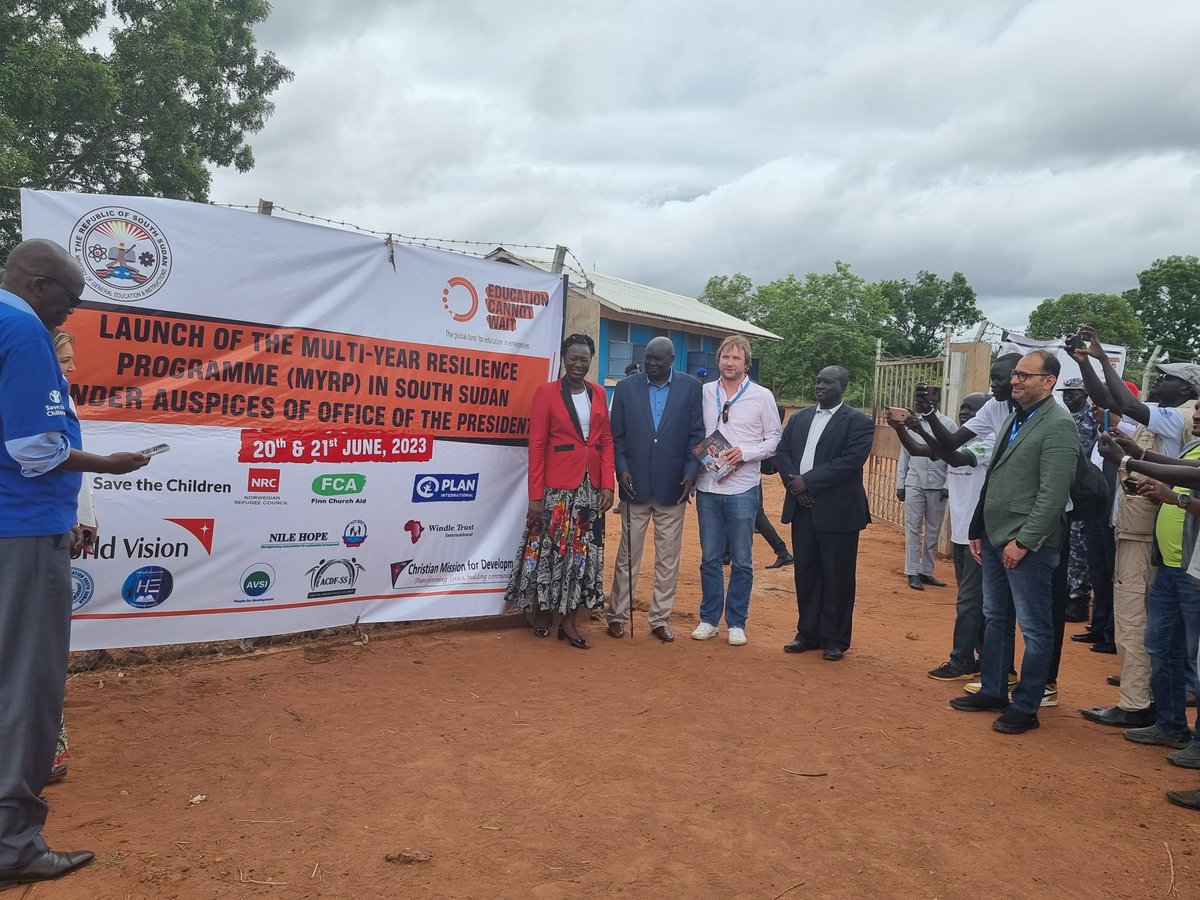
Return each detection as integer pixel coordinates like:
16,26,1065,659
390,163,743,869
208,0,1200,330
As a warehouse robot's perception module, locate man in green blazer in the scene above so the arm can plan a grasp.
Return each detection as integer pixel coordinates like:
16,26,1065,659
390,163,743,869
951,349,1079,734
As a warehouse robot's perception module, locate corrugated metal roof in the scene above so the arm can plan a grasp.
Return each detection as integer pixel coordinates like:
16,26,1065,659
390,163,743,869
489,249,780,341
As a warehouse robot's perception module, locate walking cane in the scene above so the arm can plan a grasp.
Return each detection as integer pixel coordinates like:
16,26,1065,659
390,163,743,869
624,494,634,639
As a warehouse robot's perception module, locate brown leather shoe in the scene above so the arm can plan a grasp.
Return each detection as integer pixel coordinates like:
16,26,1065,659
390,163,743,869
651,625,674,643
606,621,624,639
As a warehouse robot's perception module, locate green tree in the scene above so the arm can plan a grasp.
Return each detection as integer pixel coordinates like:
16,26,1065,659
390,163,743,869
700,263,888,404
877,270,982,358
0,0,292,250
1026,292,1144,351
1126,255,1200,359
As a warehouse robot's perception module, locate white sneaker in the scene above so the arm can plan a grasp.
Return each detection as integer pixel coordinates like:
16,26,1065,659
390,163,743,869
1041,682,1059,707
728,627,747,646
691,622,719,640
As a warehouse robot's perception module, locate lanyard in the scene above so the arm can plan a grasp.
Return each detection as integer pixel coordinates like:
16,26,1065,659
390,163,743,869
1008,406,1038,444
715,378,750,420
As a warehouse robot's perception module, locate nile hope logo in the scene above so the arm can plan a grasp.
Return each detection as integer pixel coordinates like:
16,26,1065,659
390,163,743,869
439,276,550,333
71,206,172,302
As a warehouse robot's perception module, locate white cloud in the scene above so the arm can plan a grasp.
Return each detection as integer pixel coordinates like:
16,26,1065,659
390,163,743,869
210,0,1200,332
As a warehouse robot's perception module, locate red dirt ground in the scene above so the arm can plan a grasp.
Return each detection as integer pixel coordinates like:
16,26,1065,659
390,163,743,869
27,478,1200,898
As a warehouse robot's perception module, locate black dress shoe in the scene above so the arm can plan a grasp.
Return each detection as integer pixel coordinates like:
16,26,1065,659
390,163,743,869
46,763,67,784
822,648,844,661
766,553,794,569
1167,789,1200,811
1080,704,1156,728
908,575,924,591
651,625,674,643
950,693,1008,712
606,621,624,639
557,625,589,649
783,639,819,653
1063,600,1090,622
994,709,1040,734
0,849,94,887
1071,631,1103,643
1089,642,1117,654
1106,674,1121,687
919,574,947,587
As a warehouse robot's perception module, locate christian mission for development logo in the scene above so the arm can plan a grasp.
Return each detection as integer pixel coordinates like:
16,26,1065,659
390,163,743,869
71,206,172,302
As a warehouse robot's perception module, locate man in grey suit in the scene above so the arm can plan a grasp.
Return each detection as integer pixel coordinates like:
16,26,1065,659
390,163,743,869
607,337,705,642
950,349,1078,734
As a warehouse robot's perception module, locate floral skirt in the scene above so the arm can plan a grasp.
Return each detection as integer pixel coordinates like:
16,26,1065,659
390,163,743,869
505,475,606,615
55,716,69,767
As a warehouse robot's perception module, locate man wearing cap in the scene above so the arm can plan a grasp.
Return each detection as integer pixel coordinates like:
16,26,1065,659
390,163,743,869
1073,327,1200,728
1059,378,1103,629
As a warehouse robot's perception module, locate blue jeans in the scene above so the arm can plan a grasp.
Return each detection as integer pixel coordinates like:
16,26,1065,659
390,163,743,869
979,535,1059,715
1145,565,1200,738
697,487,757,629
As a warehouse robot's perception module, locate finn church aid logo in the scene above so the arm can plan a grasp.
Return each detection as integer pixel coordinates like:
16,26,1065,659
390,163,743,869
71,206,172,302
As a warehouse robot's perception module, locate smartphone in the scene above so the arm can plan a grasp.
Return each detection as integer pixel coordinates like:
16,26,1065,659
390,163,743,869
1122,477,1140,496
886,406,910,423
139,443,171,456
1103,410,1110,431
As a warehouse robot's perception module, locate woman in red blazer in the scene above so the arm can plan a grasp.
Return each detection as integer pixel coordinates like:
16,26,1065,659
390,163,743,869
505,334,614,648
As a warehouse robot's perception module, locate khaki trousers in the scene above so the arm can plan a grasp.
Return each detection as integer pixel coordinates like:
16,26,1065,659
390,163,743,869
608,499,686,629
1114,535,1155,711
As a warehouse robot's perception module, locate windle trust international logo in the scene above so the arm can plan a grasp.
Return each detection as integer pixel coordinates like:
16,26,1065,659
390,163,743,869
71,206,172,302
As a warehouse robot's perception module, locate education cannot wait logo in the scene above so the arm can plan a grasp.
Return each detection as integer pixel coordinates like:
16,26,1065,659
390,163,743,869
439,275,551,333
71,206,173,302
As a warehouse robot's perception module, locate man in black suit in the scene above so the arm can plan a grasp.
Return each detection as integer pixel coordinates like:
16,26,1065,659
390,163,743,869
607,337,705,641
775,366,874,660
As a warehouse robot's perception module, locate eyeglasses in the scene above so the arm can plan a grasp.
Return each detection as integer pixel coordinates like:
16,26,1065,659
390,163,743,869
35,274,83,308
1011,371,1051,383
721,401,732,423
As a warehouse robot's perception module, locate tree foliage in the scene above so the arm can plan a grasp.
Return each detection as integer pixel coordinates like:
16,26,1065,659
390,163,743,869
1025,292,1144,351
878,270,982,358
700,262,889,404
1126,255,1200,359
0,0,292,249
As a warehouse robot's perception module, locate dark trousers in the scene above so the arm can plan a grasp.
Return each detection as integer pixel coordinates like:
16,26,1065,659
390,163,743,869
0,534,72,868
790,509,859,651
755,491,788,557
1084,520,1116,643
1050,544,1068,683
948,542,985,671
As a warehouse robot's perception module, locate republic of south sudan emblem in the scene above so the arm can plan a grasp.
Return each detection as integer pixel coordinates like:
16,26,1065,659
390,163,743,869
71,206,172,302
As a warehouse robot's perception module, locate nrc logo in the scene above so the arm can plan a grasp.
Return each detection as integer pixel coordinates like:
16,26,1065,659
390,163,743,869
248,467,280,492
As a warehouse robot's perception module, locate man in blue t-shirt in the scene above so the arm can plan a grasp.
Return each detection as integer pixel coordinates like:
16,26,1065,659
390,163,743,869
0,239,150,889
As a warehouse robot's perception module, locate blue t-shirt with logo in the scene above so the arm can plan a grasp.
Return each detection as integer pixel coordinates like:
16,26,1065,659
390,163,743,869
0,288,82,536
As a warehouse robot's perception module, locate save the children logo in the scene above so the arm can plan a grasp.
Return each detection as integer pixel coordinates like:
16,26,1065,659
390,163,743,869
71,207,172,302
439,276,551,333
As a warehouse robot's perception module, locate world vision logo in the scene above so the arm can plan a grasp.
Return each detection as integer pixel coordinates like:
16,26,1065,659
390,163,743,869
440,276,550,332
71,206,172,302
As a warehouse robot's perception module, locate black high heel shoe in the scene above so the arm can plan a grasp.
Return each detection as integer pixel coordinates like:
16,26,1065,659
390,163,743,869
557,625,590,649
532,611,550,637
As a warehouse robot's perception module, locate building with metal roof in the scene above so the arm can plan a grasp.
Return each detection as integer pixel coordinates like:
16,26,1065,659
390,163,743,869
486,247,780,394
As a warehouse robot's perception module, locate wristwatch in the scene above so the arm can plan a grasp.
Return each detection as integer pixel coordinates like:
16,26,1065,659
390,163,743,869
1177,492,1193,509
1119,455,1132,475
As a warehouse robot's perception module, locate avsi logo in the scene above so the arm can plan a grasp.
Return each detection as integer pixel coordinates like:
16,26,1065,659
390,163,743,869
248,468,280,492
312,473,366,496
121,565,174,609
440,276,479,323
305,558,365,599
72,206,172,302
403,520,424,543
71,568,95,611
343,519,368,547
241,563,275,598
412,473,478,503
390,559,414,588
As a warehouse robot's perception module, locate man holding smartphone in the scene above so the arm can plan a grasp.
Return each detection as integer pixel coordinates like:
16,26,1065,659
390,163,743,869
0,240,151,888
895,385,955,591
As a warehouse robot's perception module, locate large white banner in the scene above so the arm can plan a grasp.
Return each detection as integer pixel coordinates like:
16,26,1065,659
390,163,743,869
999,329,1128,380
21,190,564,650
